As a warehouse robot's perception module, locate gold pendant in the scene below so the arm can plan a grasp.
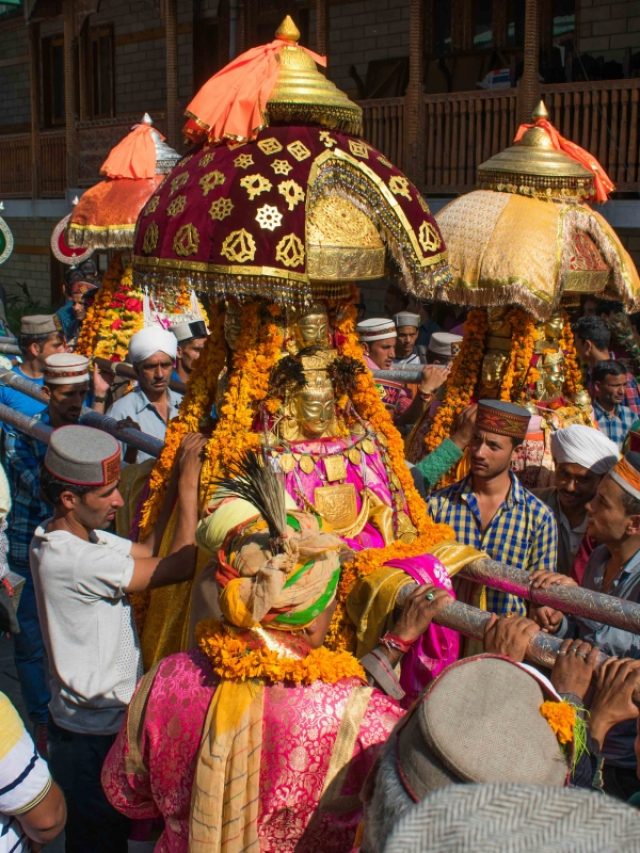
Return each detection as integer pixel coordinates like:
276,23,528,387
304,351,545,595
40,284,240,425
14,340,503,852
279,453,296,473
324,454,348,482
361,438,375,455
346,447,361,465
299,455,316,474
314,483,358,530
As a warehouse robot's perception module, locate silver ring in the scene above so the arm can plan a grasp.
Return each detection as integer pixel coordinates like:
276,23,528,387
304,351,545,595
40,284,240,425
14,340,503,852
425,591,436,601
558,650,568,656
577,652,588,660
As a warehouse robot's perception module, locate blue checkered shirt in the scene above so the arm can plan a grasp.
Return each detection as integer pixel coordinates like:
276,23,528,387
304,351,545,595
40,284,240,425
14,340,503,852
1,412,50,573
592,401,636,449
427,472,558,616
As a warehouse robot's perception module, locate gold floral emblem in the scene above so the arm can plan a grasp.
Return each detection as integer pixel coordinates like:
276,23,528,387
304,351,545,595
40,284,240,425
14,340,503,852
170,172,189,195
221,228,257,263
255,204,283,231
199,151,216,168
180,154,193,166
418,221,441,253
348,139,369,159
209,197,234,221
143,196,160,216
275,233,305,268
173,223,200,257
278,179,305,211
389,175,412,201
257,137,283,155
417,194,430,213
240,173,272,200
142,222,159,254
234,153,254,169
319,130,337,148
166,194,187,217
286,140,311,161
271,159,293,176
377,154,392,168
200,170,226,196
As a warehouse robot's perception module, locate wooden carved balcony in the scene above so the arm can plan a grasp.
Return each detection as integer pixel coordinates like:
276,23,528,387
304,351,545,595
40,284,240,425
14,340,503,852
0,84,638,199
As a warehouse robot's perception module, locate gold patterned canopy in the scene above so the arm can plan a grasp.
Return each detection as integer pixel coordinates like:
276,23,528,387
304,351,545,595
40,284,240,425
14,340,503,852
433,189,640,318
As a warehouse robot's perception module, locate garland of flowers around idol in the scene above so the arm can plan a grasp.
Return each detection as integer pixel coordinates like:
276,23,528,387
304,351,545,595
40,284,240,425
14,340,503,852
325,299,455,653
75,253,122,357
559,310,585,397
137,302,226,539
199,302,285,506
196,619,366,685
423,309,489,454
92,263,145,362
499,308,540,403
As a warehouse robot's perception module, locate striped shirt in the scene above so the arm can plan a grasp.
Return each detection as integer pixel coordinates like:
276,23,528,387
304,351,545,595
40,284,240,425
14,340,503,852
427,472,558,616
0,692,51,852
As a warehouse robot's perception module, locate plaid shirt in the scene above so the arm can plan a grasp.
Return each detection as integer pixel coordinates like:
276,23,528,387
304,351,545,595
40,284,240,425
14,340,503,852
427,472,558,616
1,412,50,572
592,401,636,449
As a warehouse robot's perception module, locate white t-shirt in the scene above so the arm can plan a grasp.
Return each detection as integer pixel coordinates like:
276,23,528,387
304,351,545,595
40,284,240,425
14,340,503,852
30,524,142,735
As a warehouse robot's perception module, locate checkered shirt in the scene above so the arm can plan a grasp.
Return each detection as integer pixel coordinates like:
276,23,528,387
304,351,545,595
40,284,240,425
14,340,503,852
592,401,636,449
1,413,50,573
427,472,558,616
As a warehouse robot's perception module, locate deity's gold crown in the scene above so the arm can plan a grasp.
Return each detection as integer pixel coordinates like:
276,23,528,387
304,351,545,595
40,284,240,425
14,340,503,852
477,101,595,202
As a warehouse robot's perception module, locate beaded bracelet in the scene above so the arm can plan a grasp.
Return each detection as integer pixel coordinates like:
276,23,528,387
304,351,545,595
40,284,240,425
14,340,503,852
379,631,413,654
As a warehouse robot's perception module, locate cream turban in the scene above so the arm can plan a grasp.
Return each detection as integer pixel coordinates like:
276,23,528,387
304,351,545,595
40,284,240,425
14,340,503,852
551,424,619,475
128,326,177,365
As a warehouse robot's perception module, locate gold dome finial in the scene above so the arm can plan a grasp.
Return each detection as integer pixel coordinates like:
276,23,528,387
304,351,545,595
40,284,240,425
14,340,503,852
532,100,549,122
276,15,300,44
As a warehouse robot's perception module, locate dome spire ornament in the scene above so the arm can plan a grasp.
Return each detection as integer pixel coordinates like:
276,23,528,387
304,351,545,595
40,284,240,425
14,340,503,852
275,15,300,43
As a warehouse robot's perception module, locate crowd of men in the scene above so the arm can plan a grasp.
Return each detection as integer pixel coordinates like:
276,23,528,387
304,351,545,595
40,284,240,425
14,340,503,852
2,277,640,851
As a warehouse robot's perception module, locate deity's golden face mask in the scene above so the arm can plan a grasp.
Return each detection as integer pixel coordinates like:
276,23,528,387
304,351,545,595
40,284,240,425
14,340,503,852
543,314,564,341
297,307,329,347
480,351,508,394
294,383,336,438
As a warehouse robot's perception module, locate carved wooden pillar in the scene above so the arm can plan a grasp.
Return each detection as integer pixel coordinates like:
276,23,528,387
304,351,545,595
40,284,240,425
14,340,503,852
165,0,179,147
518,0,540,123
28,21,41,199
315,0,328,55
63,0,78,188
404,0,425,187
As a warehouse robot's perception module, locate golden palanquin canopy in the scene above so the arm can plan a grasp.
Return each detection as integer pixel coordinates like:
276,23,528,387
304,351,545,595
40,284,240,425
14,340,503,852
131,17,450,305
433,103,640,319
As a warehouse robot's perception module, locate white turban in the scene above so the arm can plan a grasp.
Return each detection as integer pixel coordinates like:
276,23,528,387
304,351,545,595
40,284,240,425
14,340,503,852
551,424,620,475
128,326,177,365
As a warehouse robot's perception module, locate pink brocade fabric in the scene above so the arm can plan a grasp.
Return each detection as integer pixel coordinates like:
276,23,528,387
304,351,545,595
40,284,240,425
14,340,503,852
102,650,403,852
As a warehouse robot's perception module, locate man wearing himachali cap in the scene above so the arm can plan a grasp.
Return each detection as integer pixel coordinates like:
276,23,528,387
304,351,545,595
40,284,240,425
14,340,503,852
170,318,208,385
357,317,448,428
29,425,206,851
107,325,182,464
532,450,640,800
2,353,100,753
428,400,558,618
392,311,422,367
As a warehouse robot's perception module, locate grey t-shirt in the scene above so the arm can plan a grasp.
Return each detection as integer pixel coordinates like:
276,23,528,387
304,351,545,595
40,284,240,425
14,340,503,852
30,524,141,735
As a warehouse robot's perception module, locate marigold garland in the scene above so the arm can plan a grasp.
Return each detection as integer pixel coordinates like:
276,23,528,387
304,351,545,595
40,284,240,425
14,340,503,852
196,618,366,685
199,302,285,506
423,309,489,453
92,262,145,362
499,308,540,403
559,311,585,398
75,253,122,357
138,302,226,538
